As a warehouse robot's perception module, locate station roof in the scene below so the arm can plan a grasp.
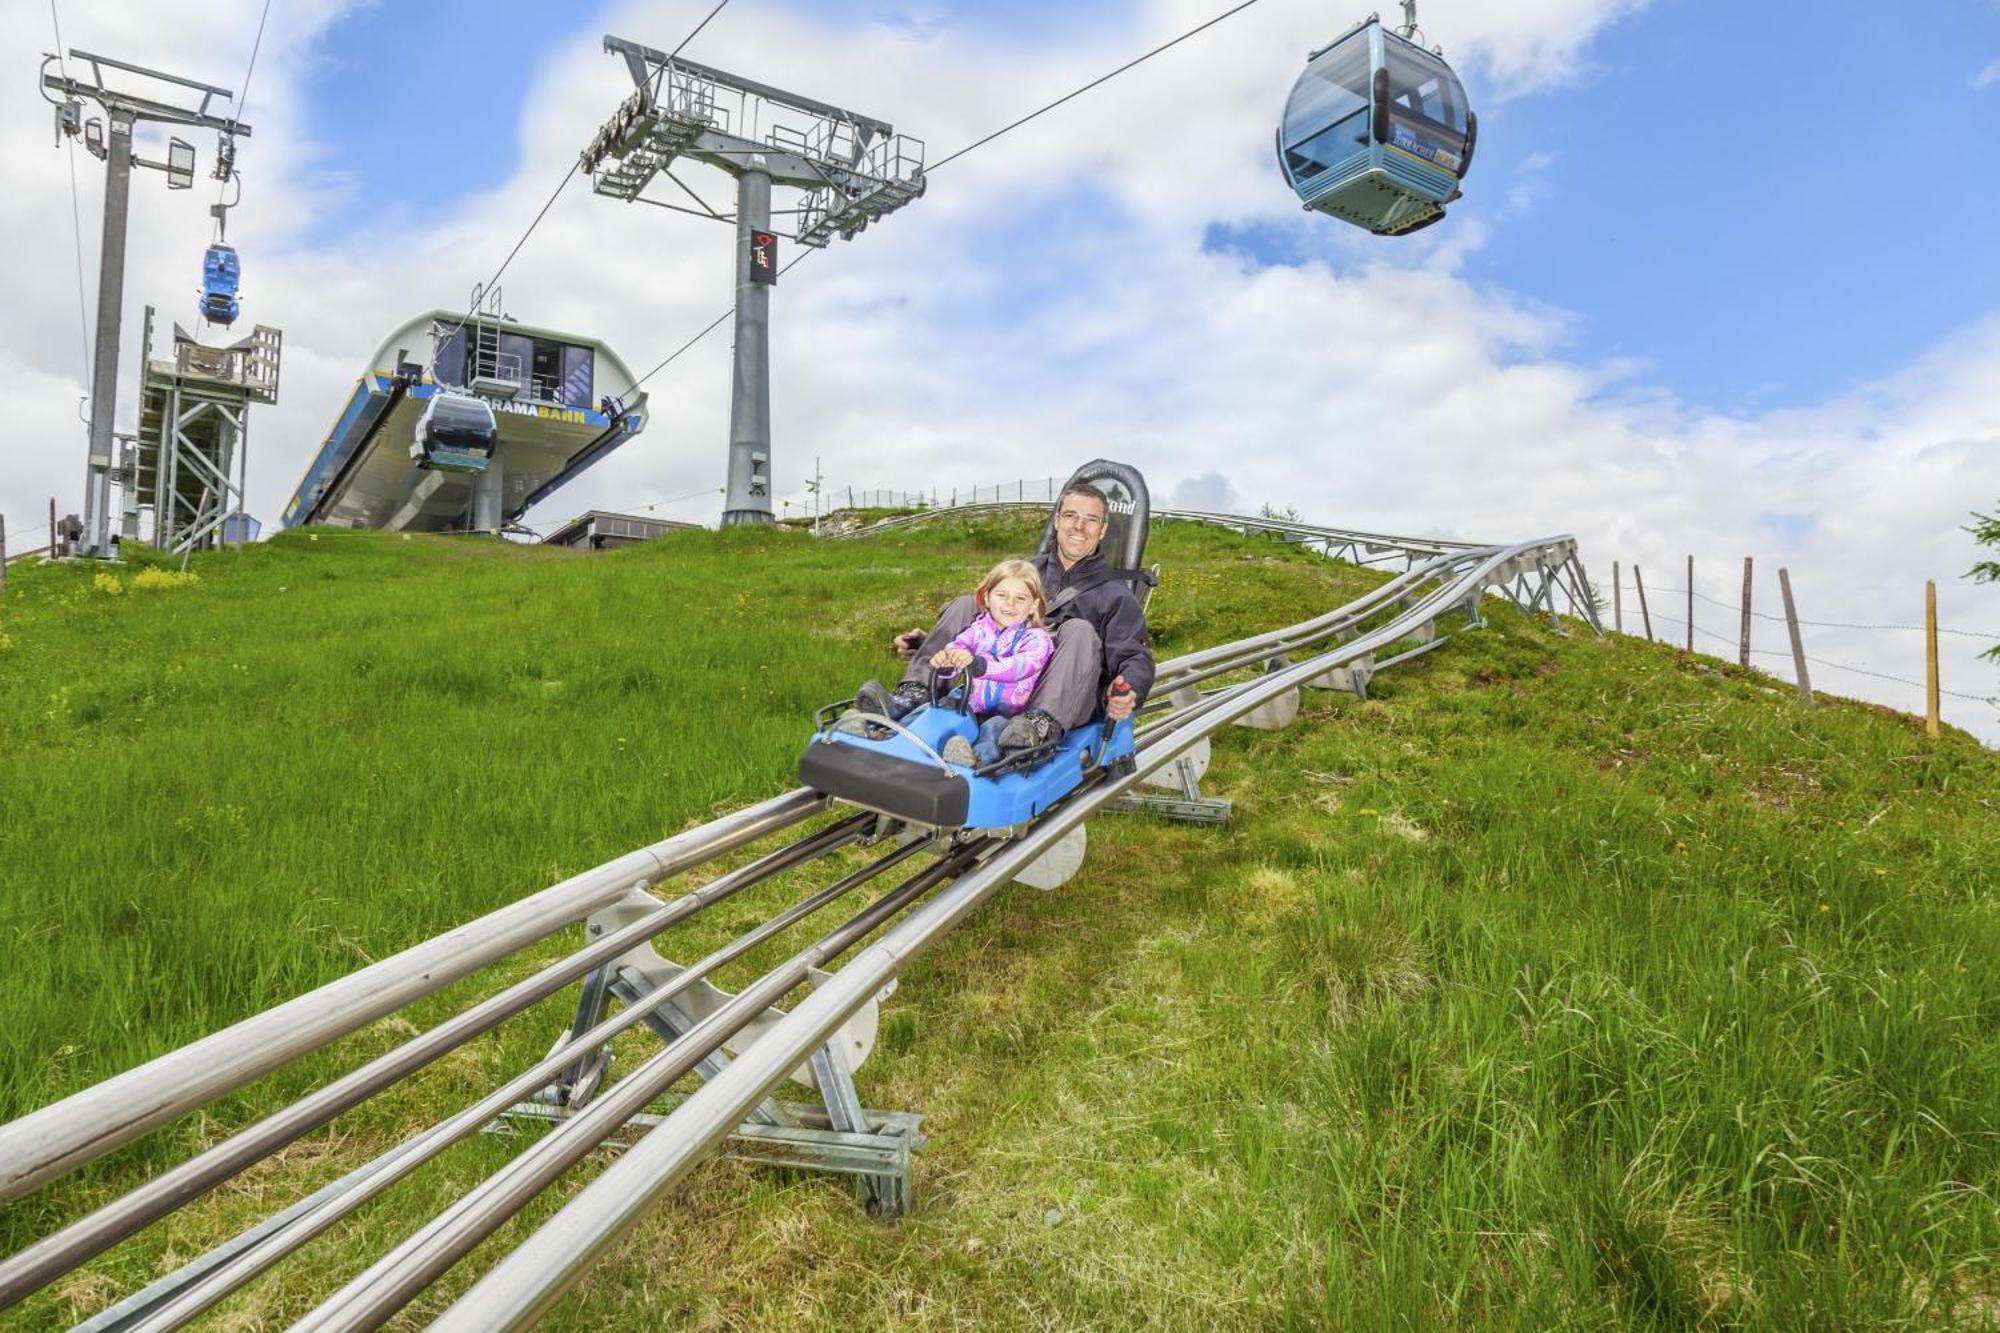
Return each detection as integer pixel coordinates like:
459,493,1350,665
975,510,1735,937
542,510,702,547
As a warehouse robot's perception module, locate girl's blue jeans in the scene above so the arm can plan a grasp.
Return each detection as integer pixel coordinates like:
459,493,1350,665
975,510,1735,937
973,715,1011,766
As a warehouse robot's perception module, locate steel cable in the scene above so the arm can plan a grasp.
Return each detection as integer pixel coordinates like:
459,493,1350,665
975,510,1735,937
927,0,1268,172
436,1,733,357
624,0,1269,394
48,1,92,389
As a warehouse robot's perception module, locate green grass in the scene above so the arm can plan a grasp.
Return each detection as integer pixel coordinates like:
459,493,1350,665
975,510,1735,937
1,519,1996,1330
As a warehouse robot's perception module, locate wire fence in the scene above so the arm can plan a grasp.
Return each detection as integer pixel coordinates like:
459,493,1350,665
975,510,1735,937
1608,572,1998,714
771,477,1067,519
2,513,57,569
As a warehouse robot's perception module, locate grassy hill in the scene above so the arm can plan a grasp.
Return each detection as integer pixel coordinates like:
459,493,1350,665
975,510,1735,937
1,519,1996,1330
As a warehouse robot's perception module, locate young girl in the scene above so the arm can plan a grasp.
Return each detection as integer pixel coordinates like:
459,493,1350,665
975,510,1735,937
931,560,1054,767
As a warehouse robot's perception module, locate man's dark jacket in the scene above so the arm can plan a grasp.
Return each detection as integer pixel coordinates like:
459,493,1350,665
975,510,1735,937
1029,551,1156,706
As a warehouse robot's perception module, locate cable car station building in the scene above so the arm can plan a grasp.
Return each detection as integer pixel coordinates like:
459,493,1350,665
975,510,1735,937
541,510,700,552
282,308,649,534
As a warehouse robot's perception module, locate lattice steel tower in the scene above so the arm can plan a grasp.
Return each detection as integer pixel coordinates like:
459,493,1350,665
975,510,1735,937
582,37,926,525
40,50,251,558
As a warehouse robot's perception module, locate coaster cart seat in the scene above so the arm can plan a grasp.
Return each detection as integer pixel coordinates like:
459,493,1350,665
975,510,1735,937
799,460,1155,832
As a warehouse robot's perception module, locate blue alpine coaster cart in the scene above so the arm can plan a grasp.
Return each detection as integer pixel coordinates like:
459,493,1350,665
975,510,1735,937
799,460,1155,832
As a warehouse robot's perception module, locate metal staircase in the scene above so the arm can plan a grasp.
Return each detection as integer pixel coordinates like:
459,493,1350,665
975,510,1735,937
131,310,281,554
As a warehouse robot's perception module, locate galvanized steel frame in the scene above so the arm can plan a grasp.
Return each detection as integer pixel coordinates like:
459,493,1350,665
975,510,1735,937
0,513,1600,1330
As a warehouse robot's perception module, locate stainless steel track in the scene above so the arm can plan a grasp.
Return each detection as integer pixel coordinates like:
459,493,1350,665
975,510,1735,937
837,500,1480,564
107,839,936,1333
429,535,1586,1329
0,787,829,1206
0,511,1596,1330
0,815,871,1311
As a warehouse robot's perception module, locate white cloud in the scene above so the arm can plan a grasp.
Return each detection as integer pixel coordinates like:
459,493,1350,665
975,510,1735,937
1506,149,1558,214
5,0,1997,741
1974,57,2000,88
1407,0,1652,96
1169,471,1241,513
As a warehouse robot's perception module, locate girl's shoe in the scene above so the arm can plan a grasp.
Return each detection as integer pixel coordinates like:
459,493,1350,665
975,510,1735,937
852,680,896,719
997,708,1063,754
940,735,977,768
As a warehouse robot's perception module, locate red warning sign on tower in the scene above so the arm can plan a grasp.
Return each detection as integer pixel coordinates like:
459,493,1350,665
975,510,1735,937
749,230,778,285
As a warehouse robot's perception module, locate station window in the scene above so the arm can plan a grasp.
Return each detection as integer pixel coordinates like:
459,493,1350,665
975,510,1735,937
531,341,563,401
430,326,595,408
432,326,467,386
561,345,595,409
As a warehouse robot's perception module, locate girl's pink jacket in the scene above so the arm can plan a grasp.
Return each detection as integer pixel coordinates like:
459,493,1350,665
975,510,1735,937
945,613,1054,716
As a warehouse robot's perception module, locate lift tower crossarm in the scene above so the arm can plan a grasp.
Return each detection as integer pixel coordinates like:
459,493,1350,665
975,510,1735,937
604,37,893,142
47,50,252,135
40,48,251,559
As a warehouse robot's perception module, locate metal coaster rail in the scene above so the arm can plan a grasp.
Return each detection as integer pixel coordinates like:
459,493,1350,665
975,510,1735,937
841,501,1479,565
0,514,1595,1330
428,530,1593,1330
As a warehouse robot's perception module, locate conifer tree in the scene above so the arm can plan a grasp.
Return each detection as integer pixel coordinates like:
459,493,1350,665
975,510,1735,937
1971,507,2000,662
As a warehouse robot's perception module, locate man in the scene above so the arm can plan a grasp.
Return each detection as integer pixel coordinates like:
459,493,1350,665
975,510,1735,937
858,482,1154,754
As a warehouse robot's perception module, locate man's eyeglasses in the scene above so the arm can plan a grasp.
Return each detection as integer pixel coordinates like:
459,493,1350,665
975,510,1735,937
1056,509,1106,529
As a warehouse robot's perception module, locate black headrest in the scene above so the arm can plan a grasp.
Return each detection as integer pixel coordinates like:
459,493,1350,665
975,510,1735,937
1035,459,1150,572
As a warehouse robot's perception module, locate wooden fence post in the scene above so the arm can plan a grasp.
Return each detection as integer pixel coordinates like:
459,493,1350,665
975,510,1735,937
1634,565,1654,642
1612,560,1623,633
1926,580,1941,739
1777,567,1812,703
1,514,8,593
49,499,57,558
1738,557,1753,668
1685,555,1694,651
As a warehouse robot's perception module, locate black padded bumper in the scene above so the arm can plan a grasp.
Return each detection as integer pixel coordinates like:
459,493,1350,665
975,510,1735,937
798,742,970,827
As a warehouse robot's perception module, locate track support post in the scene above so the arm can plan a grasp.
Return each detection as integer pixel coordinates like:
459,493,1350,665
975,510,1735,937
1110,684,1231,823
509,889,924,1219
1232,654,1301,730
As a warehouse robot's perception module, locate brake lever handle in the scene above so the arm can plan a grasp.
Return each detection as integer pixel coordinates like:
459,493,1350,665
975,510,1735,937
1097,679,1134,764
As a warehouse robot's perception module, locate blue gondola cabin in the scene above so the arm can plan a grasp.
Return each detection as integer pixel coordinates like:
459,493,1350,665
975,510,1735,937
199,243,241,326
410,393,498,474
1277,16,1476,236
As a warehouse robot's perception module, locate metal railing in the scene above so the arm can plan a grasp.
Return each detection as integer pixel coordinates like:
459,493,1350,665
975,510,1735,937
0,511,1596,1330
836,500,1480,568
468,349,523,391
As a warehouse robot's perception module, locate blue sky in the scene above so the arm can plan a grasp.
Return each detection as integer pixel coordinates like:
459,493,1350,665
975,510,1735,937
294,0,1143,242
296,0,2000,415
296,4,598,241
1456,0,2000,413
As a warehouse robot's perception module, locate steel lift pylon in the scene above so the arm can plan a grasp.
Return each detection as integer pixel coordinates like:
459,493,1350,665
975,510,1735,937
581,36,925,527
